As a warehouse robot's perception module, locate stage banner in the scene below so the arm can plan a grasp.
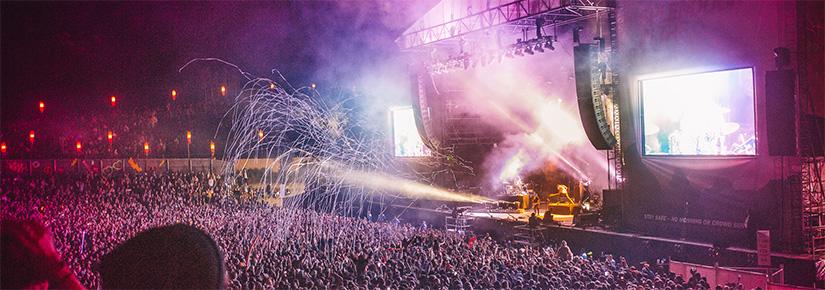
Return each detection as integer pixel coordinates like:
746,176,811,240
55,160,74,174
757,230,771,266
2,160,29,175
100,159,124,174
30,160,54,175
81,160,101,173
144,159,166,171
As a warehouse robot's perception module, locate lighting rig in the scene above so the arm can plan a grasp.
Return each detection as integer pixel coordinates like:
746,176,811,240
428,19,557,75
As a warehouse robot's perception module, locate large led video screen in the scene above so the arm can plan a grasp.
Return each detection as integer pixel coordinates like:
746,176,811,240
641,68,756,156
391,107,430,157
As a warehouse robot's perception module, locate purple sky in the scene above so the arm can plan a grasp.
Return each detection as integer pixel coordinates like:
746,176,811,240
1,1,436,124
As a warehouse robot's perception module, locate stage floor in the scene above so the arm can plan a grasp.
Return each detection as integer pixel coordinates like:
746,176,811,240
463,209,574,225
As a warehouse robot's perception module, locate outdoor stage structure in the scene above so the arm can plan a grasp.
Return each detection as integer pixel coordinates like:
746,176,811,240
396,0,824,257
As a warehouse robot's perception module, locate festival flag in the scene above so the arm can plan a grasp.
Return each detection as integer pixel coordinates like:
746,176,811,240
81,160,99,173
127,158,143,172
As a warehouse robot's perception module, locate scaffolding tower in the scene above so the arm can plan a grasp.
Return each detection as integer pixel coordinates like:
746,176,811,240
797,0,825,255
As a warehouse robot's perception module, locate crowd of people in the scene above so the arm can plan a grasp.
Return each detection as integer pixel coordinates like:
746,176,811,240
2,170,720,289
2,92,230,159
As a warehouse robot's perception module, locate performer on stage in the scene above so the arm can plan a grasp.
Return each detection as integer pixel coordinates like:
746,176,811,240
548,184,575,204
531,191,541,214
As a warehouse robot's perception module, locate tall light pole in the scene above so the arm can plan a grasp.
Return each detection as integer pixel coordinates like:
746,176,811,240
186,130,192,171
28,130,35,158
143,142,150,171
209,141,216,173
107,131,114,157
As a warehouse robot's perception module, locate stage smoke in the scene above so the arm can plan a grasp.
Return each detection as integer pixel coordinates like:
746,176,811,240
431,34,610,193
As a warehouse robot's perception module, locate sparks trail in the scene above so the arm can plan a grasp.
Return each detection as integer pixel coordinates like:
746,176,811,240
181,59,490,219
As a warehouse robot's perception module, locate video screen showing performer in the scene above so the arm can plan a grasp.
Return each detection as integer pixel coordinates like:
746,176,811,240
641,68,756,156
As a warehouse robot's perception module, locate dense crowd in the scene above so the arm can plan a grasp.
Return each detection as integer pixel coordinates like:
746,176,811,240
2,171,718,289
2,93,230,159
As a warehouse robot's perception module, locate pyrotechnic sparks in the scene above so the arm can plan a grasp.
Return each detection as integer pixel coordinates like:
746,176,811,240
181,59,487,218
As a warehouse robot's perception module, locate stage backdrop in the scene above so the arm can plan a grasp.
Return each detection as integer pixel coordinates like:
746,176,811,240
616,0,804,251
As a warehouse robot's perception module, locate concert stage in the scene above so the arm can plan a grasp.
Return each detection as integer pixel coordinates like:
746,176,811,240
463,209,574,225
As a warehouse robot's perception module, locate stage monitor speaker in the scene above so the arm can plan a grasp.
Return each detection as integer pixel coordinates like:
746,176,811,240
801,113,825,156
765,70,796,156
602,189,622,224
574,44,616,150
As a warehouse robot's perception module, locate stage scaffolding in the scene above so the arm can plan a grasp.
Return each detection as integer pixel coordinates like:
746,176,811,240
801,157,825,256
797,2,825,256
397,0,611,51
445,214,473,233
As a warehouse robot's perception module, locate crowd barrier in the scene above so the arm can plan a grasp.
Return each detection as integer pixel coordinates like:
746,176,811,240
1,158,229,175
669,260,796,289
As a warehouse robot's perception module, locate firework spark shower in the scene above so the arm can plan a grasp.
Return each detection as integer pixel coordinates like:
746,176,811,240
193,59,491,217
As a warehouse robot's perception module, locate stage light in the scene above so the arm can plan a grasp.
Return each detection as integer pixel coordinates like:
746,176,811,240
270,83,276,90
107,131,113,144
524,46,534,55
75,141,82,153
110,96,117,107
171,90,177,101
144,142,150,155
186,130,192,144
773,47,790,69
29,131,35,144
38,101,45,113
535,43,545,53
545,39,555,51
258,129,264,140
220,85,227,96
311,83,317,90
1,142,7,154
209,141,216,157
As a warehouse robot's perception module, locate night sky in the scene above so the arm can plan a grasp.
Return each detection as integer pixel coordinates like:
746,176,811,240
1,1,435,125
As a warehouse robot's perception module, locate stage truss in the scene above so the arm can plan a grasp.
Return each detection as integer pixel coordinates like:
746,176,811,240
796,5,825,255
397,0,612,51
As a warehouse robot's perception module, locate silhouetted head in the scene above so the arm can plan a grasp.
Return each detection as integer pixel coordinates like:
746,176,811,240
100,224,225,289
